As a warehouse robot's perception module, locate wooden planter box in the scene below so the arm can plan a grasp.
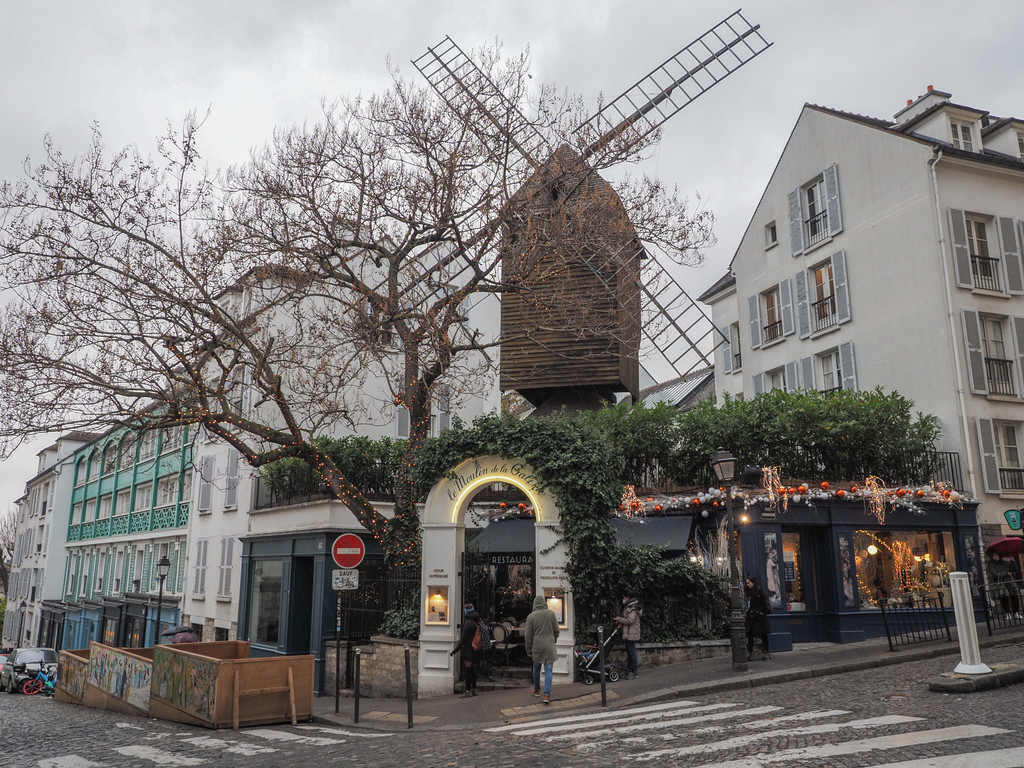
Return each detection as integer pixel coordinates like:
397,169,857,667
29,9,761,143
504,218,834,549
148,641,315,729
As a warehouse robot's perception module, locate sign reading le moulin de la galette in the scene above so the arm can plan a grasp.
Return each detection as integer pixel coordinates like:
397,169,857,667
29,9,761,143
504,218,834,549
446,461,541,501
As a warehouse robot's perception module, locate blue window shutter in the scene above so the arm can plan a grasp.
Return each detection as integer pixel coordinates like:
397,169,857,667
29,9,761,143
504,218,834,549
788,189,804,256
998,217,1024,295
832,250,851,324
800,356,815,389
948,209,973,289
839,341,857,391
960,309,988,395
784,361,799,392
752,373,765,395
975,417,1001,494
721,325,733,374
779,279,795,336
824,164,842,236
747,295,762,349
794,270,811,339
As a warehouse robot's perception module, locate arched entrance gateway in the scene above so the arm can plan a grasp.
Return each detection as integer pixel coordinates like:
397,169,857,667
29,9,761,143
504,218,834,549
417,455,573,698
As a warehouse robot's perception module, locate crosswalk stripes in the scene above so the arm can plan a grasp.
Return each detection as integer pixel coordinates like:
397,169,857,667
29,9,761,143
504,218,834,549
487,698,1023,766
35,723,392,767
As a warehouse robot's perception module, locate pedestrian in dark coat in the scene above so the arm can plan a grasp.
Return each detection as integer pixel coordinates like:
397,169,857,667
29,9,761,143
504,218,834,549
450,603,483,697
744,576,771,660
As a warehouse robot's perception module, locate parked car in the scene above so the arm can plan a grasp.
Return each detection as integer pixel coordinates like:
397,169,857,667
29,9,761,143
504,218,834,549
1,647,58,693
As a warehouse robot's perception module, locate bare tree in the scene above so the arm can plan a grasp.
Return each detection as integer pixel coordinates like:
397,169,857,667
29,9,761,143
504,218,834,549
0,46,711,562
0,507,16,596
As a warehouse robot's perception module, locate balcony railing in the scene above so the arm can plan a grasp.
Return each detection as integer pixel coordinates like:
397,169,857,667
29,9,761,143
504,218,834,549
971,254,1002,292
812,295,837,332
763,319,783,342
985,357,1015,395
805,211,829,246
1000,467,1024,491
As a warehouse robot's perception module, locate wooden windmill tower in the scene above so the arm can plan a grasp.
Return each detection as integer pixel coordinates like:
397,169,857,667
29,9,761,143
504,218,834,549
414,11,772,413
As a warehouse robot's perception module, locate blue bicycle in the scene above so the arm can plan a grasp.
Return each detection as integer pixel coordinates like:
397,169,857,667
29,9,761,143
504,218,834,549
22,664,57,696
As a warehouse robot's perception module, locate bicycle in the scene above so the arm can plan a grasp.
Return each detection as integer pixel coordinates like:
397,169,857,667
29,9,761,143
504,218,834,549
22,664,57,696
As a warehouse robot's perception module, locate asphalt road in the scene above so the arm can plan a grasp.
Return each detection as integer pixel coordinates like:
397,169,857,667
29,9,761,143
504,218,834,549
5,641,1024,767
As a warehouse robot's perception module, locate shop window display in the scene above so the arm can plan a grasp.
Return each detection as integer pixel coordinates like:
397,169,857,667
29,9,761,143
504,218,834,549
854,530,954,610
781,532,805,611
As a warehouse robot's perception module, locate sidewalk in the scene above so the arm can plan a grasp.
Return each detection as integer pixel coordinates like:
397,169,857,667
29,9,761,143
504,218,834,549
313,624,1024,732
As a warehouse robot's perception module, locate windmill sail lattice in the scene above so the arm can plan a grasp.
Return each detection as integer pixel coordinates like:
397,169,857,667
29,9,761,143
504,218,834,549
413,11,771,390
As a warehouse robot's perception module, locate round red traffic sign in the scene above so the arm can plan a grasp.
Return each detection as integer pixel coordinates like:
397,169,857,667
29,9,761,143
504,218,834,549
332,533,365,569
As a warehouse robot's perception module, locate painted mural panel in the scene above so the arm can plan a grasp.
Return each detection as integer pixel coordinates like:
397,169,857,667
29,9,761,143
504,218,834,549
88,645,151,711
58,653,88,701
152,650,216,721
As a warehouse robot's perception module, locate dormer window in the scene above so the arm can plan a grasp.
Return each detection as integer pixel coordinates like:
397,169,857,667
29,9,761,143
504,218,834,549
951,121,974,151
1017,132,1024,160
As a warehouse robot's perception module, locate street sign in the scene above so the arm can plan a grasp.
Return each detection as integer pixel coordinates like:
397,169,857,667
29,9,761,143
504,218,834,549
332,533,365,568
1006,509,1021,531
332,568,359,591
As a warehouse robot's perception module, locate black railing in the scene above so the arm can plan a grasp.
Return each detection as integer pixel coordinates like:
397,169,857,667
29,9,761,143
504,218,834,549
812,295,836,332
1000,468,1024,491
985,357,1015,395
805,211,829,246
763,319,783,342
732,350,742,370
971,254,1002,291
253,466,399,510
878,594,951,651
980,577,1024,635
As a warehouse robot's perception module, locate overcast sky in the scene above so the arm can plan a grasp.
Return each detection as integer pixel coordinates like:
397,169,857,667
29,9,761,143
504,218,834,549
1,0,1021,509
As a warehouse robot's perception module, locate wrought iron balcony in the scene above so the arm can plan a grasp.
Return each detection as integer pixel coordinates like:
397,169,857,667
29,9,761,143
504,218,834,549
971,255,1002,292
812,295,837,332
985,357,1015,396
805,211,829,246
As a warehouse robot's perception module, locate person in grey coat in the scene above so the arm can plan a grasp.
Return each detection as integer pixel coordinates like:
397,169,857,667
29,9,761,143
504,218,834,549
614,594,642,679
525,594,559,704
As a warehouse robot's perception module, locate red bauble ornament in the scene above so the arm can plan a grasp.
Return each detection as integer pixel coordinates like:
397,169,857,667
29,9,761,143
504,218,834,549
915,489,924,498
896,488,906,497
797,484,808,494
836,489,846,498
692,498,701,506
820,481,830,490
788,487,797,495
653,504,662,512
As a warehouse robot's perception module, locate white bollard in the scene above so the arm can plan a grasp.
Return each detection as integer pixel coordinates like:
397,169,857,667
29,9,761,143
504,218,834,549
949,571,991,674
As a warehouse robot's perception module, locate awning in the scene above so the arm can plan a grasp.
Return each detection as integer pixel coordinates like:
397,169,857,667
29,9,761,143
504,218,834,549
467,514,694,554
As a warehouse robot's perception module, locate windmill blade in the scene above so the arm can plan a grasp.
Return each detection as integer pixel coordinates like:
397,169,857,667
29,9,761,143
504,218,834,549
412,36,551,172
578,9,772,164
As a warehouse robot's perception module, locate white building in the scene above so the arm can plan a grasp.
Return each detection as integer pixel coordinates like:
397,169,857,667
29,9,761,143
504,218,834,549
3,432,97,648
701,86,1024,539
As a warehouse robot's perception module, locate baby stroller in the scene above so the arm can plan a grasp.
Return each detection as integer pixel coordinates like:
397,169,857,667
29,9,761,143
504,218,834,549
574,624,621,685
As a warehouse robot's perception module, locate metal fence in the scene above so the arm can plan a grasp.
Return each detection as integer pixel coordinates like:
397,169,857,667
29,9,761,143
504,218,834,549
979,577,1024,635
877,594,951,651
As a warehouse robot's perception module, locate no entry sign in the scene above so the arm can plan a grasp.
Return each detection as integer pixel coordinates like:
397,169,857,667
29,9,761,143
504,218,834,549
331,533,365,569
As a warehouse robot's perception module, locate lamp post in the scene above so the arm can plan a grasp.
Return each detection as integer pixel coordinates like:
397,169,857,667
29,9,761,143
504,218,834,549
712,448,748,672
154,556,172,646
19,600,27,647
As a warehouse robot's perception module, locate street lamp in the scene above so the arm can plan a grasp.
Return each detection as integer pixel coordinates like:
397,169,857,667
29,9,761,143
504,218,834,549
712,448,748,672
19,600,27,647
154,556,172,646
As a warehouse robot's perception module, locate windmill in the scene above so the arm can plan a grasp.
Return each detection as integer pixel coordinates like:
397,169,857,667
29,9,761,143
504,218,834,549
413,10,772,412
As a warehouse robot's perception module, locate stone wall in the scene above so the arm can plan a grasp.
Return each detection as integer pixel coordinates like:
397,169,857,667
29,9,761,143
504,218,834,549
352,636,419,698
323,640,350,696
598,639,730,673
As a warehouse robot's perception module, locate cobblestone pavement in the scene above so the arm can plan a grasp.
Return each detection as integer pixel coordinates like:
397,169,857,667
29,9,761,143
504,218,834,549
6,642,1024,767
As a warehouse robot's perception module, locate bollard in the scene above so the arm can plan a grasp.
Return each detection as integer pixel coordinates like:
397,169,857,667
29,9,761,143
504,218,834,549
404,644,414,729
598,624,607,707
354,647,362,723
950,572,991,674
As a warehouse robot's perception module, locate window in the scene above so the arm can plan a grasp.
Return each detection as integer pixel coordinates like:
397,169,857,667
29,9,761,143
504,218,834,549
138,430,157,462
115,489,131,516
722,322,742,374
88,451,100,480
762,286,782,343
767,368,785,392
951,121,974,151
72,502,83,523
854,530,955,610
197,456,215,512
98,494,112,519
102,444,117,475
133,483,152,512
396,405,410,439
980,316,1015,396
157,475,178,507
949,210,1024,294
1018,132,1024,160
119,435,135,471
966,217,999,291
249,559,283,645
819,349,841,392
161,426,182,453
810,259,837,331
85,499,96,521
182,471,193,505
788,165,842,256
765,221,778,248
994,422,1024,491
